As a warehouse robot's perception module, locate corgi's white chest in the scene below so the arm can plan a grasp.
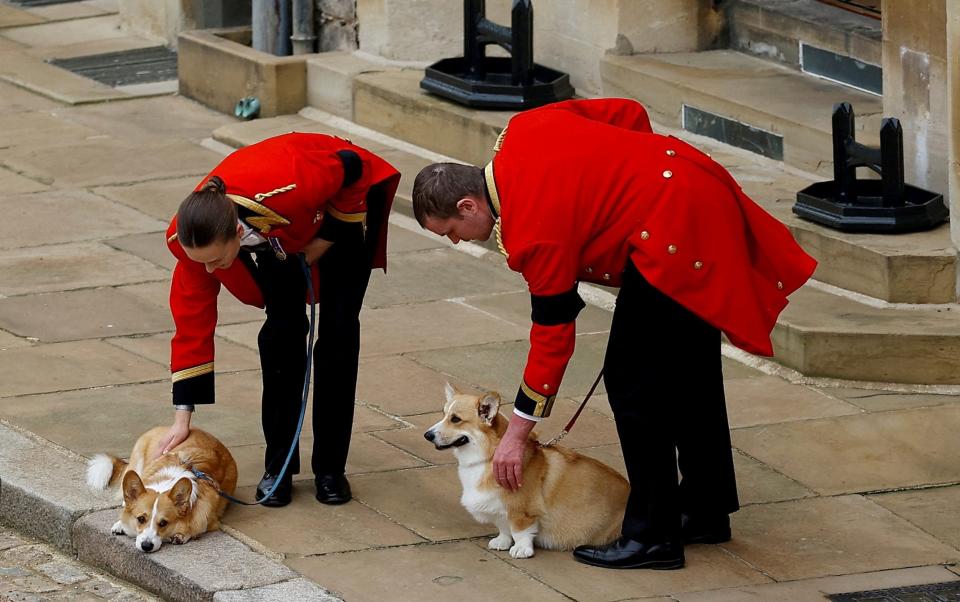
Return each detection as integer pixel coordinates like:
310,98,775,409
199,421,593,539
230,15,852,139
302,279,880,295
458,462,504,523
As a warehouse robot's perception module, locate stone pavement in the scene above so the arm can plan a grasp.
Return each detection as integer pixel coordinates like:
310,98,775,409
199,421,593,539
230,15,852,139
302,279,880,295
0,523,158,602
2,3,960,601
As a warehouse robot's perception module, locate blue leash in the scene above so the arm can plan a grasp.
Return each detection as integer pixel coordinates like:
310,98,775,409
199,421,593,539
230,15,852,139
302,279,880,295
191,253,315,505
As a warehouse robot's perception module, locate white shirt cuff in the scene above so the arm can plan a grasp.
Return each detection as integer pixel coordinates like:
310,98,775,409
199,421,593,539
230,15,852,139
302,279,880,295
513,407,542,422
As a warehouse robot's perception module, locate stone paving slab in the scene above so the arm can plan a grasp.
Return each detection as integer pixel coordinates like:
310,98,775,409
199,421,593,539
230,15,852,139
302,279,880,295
0,5,44,29
118,281,264,326
723,495,960,581
724,375,862,428
60,96,236,145
107,333,260,374
351,465,495,541
0,524,160,602
0,328,31,350
286,541,570,602
409,334,610,401
0,80,60,112
0,139,218,188
0,287,172,342
3,188,165,249
0,164,48,194
870,485,960,551
0,34,22,52
224,482,425,556
732,405,960,495
212,578,340,602
676,565,960,601
363,247,526,308
489,543,770,601
0,423,116,551
730,450,816,505
75,510,298,602
823,387,960,413
25,0,116,22
0,15,125,48
356,354,468,416
0,110,100,149
0,48,130,104
93,175,202,221
106,231,177,270
0,242,168,296
0,340,166,398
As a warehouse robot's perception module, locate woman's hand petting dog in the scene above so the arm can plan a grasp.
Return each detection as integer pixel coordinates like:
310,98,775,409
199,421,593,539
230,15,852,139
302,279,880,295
153,410,192,460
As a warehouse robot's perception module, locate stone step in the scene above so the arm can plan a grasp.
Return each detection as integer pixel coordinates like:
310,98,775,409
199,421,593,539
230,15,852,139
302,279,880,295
726,0,882,94
772,286,960,385
321,66,955,304
600,49,882,176
215,112,960,385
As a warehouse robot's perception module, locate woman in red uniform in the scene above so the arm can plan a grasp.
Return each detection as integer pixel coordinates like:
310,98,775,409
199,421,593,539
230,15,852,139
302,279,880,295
158,132,399,507
412,98,816,569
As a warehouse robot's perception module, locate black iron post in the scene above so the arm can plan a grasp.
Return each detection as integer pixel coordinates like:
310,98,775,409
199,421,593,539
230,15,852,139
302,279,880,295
421,0,572,110
794,102,947,233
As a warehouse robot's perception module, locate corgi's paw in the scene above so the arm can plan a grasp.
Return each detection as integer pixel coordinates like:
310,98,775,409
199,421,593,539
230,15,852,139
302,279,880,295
111,521,125,535
509,542,534,559
170,533,191,545
488,534,513,551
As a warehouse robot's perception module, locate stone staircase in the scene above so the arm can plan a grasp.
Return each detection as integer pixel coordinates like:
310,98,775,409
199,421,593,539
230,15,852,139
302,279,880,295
293,0,959,386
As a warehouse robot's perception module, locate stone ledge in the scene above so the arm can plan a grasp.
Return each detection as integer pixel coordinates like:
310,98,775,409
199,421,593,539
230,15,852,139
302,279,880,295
74,510,301,602
178,28,309,118
0,421,116,551
212,579,342,601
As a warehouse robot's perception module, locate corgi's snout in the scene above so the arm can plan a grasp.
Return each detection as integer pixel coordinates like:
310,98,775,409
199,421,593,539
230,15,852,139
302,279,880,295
423,429,435,442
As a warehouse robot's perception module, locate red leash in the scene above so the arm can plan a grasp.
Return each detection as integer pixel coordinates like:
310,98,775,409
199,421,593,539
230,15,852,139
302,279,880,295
538,369,604,448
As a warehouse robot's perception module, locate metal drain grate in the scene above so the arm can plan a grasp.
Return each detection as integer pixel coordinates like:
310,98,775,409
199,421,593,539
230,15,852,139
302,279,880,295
829,580,960,601
8,0,84,6
49,46,177,87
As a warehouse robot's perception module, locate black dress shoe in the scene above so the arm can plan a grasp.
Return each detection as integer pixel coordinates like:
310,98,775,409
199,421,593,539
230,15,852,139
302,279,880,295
255,472,292,507
681,512,731,544
573,536,684,570
315,474,351,505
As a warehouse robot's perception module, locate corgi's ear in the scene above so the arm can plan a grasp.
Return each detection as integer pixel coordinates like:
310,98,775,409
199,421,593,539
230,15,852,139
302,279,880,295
477,392,501,425
444,382,458,404
169,477,193,515
122,471,145,504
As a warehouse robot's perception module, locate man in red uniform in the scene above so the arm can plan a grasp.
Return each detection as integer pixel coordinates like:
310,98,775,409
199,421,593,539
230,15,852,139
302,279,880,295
412,98,816,569
159,132,400,507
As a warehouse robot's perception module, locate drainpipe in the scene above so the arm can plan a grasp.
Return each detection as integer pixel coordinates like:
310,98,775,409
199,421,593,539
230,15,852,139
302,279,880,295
291,0,316,54
253,0,292,56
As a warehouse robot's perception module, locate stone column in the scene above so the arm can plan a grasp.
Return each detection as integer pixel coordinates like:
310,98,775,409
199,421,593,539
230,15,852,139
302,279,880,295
615,0,720,56
881,0,948,201
948,2,960,253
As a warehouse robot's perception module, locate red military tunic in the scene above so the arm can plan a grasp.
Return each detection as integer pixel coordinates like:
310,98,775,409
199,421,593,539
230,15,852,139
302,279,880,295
167,132,400,405
486,99,817,418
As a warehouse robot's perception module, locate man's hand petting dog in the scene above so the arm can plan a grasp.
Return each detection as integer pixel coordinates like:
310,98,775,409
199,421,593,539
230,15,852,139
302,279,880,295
494,416,536,491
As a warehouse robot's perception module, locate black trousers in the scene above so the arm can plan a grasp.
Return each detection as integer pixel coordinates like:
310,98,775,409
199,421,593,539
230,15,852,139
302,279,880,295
603,262,739,542
249,211,378,478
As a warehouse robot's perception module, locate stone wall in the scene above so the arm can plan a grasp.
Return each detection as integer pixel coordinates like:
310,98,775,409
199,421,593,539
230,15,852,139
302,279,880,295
882,0,948,201
356,0,718,96
317,0,358,51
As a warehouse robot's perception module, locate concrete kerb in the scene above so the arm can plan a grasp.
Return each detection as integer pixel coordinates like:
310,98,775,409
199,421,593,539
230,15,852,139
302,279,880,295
0,420,340,602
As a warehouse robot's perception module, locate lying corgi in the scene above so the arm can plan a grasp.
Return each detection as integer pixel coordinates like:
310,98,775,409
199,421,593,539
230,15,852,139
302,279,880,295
424,384,629,559
86,426,238,553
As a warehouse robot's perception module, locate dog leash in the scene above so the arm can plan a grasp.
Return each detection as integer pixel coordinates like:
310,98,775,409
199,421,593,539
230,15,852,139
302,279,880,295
538,368,604,448
190,254,315,505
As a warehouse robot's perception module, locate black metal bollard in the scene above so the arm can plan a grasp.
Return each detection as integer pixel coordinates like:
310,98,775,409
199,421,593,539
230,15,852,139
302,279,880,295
421,0,574,110
794,102,947,233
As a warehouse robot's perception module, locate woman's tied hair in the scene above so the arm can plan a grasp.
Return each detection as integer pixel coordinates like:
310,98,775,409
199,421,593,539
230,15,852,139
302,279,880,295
176,175,238,248
412,163,485,225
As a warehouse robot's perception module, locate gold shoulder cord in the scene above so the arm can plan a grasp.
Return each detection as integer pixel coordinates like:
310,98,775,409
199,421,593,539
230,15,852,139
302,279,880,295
485,134,508,261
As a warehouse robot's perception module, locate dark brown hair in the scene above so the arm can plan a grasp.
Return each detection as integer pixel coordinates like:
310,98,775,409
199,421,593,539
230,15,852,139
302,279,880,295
176,176,238,248
412,163,485,225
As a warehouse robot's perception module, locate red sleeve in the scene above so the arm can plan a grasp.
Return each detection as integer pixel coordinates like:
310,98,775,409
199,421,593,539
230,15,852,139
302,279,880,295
509,242,580,418
169,258,220,405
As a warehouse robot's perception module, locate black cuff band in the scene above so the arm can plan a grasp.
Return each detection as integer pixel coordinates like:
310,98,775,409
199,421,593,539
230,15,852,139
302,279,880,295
514,383,557,418
530,286,585,326
336,150,362,188
172,372,214,405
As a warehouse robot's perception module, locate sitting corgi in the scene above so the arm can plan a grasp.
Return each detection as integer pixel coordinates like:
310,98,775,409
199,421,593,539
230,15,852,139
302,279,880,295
424,384,629,559
86,426,238,553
